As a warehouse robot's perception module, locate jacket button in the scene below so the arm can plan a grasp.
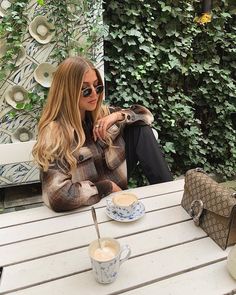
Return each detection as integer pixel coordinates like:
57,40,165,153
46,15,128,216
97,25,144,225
79,155,84,161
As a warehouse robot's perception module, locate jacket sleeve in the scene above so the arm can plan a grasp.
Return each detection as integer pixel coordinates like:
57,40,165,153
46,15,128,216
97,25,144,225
41,165,113,212
109,104,154,126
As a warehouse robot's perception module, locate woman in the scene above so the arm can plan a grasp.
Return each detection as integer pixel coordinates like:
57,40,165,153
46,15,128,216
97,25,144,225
33,56,172,212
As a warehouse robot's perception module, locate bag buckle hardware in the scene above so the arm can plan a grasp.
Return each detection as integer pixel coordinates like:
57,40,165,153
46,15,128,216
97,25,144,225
232,192,236,198
189,199,204,226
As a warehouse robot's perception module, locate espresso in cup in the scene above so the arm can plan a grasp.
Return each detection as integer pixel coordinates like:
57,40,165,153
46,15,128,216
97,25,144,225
107,192,138,217
88,238,131,284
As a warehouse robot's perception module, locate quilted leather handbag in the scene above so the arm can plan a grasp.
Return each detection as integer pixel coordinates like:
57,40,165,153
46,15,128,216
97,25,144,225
181,168,236,250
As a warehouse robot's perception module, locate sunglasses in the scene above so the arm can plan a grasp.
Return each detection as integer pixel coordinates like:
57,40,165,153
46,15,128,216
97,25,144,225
81,85,104,97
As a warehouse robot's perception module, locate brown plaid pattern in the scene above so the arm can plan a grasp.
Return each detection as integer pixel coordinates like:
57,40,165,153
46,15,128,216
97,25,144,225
181,169,236,249
41,105,153,212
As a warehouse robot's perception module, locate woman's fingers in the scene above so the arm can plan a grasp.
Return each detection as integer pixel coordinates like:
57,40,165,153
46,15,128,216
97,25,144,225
93,128,97,141
100,122,108,139
93,120,106,140
93,125,101,141
93,113,117,141
93,123,103,141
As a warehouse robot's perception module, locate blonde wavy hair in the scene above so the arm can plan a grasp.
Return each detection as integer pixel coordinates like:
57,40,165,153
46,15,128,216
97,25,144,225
33,56,110,172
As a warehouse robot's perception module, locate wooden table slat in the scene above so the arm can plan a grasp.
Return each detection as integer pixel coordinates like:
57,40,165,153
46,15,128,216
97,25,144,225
0,180,184,229
0,191,184,246
1,179,234,295
123,260,236,295
0,205,190,266
0,220,206,293
4,239,231,295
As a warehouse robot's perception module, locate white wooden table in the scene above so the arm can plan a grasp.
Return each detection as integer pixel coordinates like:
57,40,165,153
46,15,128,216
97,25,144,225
0,179,235,295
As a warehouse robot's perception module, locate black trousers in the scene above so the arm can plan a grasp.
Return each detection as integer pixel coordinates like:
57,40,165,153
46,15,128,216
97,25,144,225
123,124,173,184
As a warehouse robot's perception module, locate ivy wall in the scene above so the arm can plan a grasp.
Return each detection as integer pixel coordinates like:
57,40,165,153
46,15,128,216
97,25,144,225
104,0,236,179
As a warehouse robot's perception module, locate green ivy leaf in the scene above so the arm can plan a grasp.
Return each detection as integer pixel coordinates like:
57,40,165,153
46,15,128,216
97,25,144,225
164,142,176,153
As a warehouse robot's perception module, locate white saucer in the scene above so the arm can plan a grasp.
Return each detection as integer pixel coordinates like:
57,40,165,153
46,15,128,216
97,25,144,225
105,201,145,222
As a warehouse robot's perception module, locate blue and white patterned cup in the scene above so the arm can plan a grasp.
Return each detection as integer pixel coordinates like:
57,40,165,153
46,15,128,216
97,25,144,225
88,237,131,284
106,193,138,217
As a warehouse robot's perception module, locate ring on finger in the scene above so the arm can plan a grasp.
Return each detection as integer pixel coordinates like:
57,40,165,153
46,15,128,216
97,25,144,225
95,124,100,128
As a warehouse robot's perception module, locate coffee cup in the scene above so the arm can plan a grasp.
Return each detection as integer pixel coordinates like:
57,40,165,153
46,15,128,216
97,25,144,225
88,237,131,284
106,192,138,217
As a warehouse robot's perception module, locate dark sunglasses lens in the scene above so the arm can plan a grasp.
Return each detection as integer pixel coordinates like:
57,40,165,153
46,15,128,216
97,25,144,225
82,88,92,97
96,85,103,94
82,85,103,97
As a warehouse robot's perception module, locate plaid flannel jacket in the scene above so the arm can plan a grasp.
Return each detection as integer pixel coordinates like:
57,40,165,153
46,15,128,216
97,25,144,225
41,105,154,212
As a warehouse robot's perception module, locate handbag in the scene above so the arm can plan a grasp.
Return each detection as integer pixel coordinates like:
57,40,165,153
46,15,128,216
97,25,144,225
181,168,236,250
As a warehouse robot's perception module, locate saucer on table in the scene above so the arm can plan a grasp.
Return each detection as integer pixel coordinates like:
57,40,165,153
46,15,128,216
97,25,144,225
105,201,145,222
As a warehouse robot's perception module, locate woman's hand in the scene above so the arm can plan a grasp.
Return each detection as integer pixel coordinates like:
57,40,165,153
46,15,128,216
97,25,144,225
93,112,123,141
111,181,122,192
